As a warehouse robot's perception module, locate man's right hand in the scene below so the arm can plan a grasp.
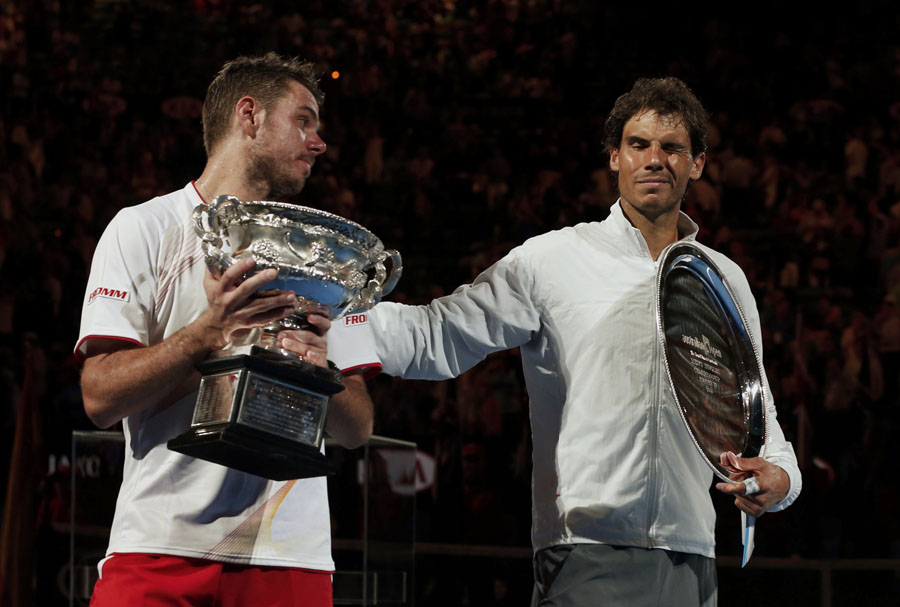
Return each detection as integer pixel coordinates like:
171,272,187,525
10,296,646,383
81,257,299,428
198,257,298,351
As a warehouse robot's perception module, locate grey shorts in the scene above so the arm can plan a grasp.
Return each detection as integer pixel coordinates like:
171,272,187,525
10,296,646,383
531,544,717,607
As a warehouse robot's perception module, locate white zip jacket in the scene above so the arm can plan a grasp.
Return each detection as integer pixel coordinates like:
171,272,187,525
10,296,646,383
370,201,801,557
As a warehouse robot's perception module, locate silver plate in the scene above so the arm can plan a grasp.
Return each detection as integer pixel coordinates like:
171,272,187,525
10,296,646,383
656,242,766,481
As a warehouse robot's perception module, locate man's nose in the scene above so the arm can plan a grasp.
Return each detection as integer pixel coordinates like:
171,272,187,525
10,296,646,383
308,132,327,156
645,142,663,169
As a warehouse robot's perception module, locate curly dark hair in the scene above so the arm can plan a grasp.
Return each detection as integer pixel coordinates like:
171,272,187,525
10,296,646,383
202,53,325,156
602,77,708,157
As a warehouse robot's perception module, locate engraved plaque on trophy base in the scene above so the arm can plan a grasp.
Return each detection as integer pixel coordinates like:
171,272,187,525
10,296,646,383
167,350,345,480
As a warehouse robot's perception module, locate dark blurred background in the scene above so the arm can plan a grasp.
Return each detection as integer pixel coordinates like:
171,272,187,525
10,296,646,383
1,1,899,605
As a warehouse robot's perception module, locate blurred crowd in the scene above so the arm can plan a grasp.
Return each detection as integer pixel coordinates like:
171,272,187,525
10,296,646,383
1,0,899,604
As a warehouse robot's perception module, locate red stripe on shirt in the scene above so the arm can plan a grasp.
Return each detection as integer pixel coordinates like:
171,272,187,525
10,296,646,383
342,362,382,380
74,335,145,364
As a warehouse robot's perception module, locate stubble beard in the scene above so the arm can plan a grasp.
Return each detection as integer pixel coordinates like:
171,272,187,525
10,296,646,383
616,173,693,223
247,147,306,200
630,195,682,223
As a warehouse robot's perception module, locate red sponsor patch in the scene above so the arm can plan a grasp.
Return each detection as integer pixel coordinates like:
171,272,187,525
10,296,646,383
88,286,130,304
343,313,368,326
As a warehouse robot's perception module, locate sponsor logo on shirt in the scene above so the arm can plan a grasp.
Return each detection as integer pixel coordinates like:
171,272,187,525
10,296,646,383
88,286,130,304
344,313,368,326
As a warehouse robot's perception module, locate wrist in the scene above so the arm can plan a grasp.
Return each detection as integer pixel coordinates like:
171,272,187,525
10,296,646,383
183,311,228,358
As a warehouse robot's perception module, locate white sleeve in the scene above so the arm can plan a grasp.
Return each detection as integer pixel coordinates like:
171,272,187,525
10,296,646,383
327,312,382,377
75,208,156,359
369,246,541,380
725,263,803,511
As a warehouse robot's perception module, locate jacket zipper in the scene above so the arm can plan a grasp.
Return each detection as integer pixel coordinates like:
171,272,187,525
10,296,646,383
644,255,665,548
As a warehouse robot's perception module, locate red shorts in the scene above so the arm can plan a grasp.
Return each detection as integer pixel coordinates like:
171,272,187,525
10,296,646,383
90,553,333,607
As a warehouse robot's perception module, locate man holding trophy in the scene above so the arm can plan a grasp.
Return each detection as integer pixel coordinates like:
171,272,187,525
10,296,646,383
77,54,384,606
369,77,802,606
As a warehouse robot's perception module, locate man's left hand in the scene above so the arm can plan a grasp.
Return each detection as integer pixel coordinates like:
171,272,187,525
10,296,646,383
277,313,331,367
715,451,789,517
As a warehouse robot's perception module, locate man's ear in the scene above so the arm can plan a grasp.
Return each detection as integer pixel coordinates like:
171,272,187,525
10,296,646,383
609,148,619,172
235,96,263,138
690,152,706,181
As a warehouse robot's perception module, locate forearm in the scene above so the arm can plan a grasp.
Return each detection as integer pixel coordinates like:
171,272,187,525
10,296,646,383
763,450,802,512
738,274,802,511
325,373,374,449
758,390,802,511
81,261,301,429
81,321,216,428
371,284,538,380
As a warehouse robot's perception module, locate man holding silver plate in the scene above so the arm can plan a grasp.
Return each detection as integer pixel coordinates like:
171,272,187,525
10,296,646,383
369,77,801,605
77,54,387,606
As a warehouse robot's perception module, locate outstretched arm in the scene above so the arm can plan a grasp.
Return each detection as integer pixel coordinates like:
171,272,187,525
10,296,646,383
371,248,541,380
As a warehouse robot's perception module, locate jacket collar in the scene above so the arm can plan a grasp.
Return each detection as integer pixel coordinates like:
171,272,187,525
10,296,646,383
602,199,699,259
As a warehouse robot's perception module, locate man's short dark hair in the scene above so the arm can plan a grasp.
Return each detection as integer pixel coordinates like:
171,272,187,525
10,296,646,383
602,77,708,157
202,53,325,156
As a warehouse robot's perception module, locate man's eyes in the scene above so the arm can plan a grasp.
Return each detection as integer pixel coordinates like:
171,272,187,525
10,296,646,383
629,142,686,153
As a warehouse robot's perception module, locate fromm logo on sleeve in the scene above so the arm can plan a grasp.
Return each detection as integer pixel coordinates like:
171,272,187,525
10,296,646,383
344,313,368,326
88,287,130,304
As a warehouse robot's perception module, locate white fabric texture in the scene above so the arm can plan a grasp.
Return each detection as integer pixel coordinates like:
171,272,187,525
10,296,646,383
77,183,380,570
370,200,801,558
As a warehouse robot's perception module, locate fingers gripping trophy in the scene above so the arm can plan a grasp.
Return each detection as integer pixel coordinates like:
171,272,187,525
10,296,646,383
167,195,401,480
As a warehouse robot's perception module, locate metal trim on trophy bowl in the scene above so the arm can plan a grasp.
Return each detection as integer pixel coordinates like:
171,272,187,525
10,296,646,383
168,195,402,480
655,242,766,482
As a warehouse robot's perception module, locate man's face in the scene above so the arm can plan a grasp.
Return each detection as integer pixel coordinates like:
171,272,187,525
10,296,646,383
248,80,327,199
609,110,705,222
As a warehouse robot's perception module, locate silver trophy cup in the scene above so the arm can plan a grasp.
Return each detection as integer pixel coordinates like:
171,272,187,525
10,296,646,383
168,195,402,480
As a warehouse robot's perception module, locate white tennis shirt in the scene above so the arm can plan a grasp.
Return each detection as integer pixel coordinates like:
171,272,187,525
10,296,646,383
77,183,381,570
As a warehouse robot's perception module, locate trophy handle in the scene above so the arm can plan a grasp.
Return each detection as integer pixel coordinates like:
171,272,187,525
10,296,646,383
379,249,403,297
343,249,403,316
194,195,249,274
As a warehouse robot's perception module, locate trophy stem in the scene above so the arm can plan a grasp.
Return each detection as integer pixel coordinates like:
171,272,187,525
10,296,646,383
257,316,316,360
251,326,295,360
259,323,282,351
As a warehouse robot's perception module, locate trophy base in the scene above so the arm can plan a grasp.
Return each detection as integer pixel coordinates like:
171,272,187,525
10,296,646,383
167,351,345,481
168,424,333,480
